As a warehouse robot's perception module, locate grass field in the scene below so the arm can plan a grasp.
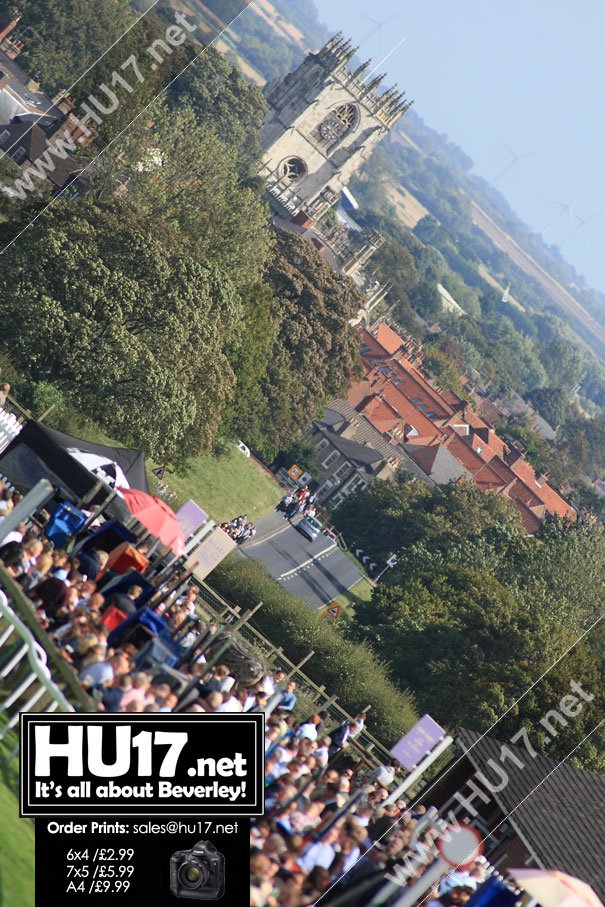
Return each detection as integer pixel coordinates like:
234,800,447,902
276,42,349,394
153,449,283,523
67,423,283,524
0,730,34,907
332,575,374,619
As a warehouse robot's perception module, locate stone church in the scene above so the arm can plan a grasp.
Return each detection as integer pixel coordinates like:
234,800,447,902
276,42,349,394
259,32,411,224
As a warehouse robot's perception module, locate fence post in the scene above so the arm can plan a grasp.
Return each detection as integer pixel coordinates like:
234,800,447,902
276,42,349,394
230,601,263,633
286,651,315,679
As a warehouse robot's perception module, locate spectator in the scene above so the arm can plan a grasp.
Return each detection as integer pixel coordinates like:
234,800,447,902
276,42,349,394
106,584,143,618
279,680,298,712
118,672,153,712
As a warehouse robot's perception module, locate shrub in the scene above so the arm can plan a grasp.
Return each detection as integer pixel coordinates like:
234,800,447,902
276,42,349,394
209,557,418,745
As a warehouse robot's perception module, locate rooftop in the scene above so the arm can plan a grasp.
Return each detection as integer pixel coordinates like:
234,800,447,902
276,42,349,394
458,728,605,899
0,48,62,123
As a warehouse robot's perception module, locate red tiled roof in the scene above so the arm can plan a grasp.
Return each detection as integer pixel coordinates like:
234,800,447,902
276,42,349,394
375,323,406,355
359,330,454,419
506,456,575,519
443,432,488,475
349,374,445,442
355,327,575,529
408,445,441,474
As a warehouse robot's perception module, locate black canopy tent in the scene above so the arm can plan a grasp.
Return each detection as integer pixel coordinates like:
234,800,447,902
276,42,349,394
0,421,150,521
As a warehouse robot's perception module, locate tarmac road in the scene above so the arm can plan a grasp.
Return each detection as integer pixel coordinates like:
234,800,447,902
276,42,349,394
240,512,364,610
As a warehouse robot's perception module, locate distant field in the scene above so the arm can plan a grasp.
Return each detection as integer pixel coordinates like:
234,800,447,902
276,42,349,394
385,181,429,229
253,0,306,49
471,200,605,349
152,448,283,523
477,264,525,312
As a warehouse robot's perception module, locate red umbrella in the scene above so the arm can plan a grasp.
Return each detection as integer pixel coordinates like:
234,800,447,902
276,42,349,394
118,487,185,557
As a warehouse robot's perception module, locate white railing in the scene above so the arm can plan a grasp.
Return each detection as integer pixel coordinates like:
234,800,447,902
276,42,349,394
0,405,22,453
0,590,74,757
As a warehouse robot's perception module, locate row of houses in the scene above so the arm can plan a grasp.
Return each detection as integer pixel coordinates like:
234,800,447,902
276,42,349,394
306,322,575,532
0,15,86,196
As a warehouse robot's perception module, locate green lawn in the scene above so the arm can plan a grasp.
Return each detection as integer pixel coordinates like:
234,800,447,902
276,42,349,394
0,730,35,907
332,575,374,619
61,422,283,524
151,449,283,523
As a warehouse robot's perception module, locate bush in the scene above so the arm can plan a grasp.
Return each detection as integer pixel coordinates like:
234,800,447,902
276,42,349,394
209,557,418,745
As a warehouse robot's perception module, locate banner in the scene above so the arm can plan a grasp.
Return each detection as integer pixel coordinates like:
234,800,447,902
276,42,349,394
184,528,237,581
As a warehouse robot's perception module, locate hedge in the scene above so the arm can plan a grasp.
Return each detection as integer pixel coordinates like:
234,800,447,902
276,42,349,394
208,556,418,746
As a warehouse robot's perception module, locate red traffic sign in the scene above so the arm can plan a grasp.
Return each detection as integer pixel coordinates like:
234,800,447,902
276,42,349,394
321,604,344,621
437,824,483,868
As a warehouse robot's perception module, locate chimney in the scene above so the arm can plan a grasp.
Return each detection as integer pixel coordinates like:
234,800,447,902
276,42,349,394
505,441,526,466
535,467,550,487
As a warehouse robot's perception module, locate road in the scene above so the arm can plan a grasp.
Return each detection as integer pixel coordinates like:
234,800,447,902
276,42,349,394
240,512,365,610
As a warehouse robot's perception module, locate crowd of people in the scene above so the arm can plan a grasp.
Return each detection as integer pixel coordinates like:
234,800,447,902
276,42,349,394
220,514,258,544
0,491,487,907
251,708,487,907
277,487,318,522
0,516,300,718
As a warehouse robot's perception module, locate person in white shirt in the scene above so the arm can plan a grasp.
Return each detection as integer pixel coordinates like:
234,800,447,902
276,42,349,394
215,694,242,712
294,714,322,743
260,670,286,696
369,762,397,788
297,827,339,874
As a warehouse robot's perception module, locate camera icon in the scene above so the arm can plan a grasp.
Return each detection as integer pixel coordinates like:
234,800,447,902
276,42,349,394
170,841,225,900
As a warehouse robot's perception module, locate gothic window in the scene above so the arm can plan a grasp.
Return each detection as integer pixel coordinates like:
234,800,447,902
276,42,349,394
314,103,358,148
279,156,307,183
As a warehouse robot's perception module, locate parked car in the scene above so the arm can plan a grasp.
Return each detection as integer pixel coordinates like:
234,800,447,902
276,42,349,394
234,440,250,458
296,515,323,542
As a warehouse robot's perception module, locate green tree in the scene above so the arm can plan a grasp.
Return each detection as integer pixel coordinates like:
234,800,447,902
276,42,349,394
173,47,268,175
422,346,466,397
239,230,364,459
528,387,569,430
0,201,244,462
332,478,520,571
274,436,320,479
349,565,604,767
91,102,271,291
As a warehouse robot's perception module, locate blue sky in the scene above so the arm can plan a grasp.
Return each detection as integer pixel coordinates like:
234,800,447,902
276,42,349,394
312,0,605,299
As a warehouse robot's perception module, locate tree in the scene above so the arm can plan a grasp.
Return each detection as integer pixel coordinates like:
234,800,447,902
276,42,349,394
422,346,466,398
409,280,442,321
528,387,569,430
172,47,268,175
332,478,520,571
349,565,604,768
91,102,271,292
237,230,364,459
0,201,244,462
273,436,320,479
539,337,586,389
1,0,135,94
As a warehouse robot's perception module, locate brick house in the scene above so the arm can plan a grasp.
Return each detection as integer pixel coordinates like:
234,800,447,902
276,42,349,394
347,323,576,532
307,401,408,506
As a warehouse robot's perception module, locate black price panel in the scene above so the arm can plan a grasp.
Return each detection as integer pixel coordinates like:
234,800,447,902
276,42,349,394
21,713,264,817
35,818,249,905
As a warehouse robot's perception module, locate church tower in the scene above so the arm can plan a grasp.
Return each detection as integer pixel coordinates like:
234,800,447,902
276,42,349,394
260,33,412,223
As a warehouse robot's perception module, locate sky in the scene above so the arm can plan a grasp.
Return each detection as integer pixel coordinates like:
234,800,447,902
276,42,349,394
312,0,605,297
